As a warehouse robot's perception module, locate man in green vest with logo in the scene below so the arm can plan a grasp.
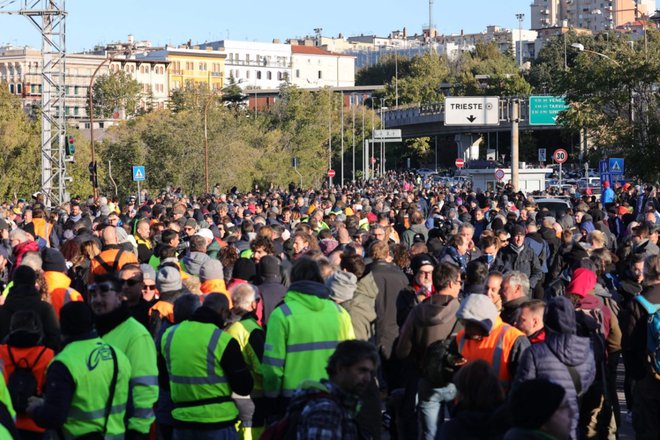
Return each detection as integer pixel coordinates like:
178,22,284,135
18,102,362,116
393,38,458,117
263,257,355,417
90,274,159,439
161,293,253,439
28,302,132,439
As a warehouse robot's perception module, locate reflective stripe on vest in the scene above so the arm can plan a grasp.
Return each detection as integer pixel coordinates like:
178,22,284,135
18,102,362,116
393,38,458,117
165,326,225,385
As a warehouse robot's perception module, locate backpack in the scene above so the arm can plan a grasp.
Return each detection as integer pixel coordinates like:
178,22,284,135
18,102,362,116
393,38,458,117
420,320,464,388
261,391,338,440
634,295,660,376
6,346,47,413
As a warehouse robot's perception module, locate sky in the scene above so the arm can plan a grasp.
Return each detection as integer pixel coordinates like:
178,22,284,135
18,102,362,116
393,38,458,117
1,0,557,52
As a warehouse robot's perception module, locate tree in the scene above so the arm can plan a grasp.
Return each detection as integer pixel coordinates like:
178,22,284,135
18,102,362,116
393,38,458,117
90,71,142,118
221,75,247,110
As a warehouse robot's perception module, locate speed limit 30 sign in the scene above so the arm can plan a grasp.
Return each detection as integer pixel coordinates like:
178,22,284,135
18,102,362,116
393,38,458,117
553,149,568,164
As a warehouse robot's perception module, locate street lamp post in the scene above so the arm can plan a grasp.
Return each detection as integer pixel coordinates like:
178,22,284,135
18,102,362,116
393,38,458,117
516,13,525,67
88,56,114,201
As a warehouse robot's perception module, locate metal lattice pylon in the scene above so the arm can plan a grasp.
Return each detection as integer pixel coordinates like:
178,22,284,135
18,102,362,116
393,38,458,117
1,0,67,207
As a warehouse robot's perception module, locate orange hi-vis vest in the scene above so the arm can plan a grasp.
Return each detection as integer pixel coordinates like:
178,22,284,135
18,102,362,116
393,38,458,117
44,271,83,319
0,344,55,433
90,247,138,280
149,300,175,324
455,317,524,389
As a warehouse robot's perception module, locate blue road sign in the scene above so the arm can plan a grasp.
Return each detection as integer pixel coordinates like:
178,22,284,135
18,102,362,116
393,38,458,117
608,158,624,175
132,166,146,181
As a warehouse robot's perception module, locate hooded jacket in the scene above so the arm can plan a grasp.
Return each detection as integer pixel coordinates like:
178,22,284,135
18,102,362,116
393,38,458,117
179,251,210,277
500,244,543,288
514,297,596,440
396,294,460,367
344,272,378,341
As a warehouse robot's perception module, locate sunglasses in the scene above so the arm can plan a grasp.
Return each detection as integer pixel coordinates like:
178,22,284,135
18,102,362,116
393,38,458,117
88,282,116,293
143,285,157,291
121,278,142,287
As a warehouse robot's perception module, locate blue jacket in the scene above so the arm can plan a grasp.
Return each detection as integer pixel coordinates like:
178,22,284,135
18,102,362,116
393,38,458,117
514,297,596,440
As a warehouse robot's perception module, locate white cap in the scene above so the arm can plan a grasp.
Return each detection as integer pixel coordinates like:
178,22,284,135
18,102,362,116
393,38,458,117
195,228,214,241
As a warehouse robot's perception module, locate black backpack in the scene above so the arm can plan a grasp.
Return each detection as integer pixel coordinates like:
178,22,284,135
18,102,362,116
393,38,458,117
7,346,47,413
420,320,465,388
261,390,338,440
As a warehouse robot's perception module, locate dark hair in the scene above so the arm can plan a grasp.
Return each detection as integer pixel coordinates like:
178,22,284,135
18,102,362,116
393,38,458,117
326,340,379,378
340,253,366,279
160,246,178,259
9,309,44,338
466,260,488,286
203,293,230,325
251,236,275,255
433,262,461,291
161,229,178,245
453,360,505,411
173,294,202,323
521,299,545,314
290,257,323,283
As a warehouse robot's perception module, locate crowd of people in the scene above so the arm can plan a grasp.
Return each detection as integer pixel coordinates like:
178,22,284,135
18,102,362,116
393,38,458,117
0,172,659,440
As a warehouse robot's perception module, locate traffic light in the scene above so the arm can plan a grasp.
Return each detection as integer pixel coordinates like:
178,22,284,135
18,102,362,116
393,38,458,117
65,135,75,156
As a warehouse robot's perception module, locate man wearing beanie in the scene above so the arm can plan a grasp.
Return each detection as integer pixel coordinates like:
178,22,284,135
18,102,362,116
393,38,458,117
397,253,437,327
514,297,596,439
255,255,287,326
453,293,529,392
500,224,543,290
90,274,158,439
199,258,229,300
0,266,61,351
149,265,184,338
327,271,357,306
28,302,132,439
505,379,571,440
41,247,83,319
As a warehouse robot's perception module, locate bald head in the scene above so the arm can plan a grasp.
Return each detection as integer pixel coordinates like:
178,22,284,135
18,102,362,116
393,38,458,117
102,226,119,245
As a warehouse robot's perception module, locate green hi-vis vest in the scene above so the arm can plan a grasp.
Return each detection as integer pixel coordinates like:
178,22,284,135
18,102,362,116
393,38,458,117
226,317,264,394
101,317,158,434
162,321,239,424
262,291,355,398
54,337,131,440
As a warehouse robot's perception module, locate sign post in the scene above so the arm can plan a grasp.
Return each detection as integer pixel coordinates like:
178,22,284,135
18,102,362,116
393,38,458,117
132,166,145,204
327,169,336,187
553,149,567,188
494,168,505,182
292,157,302,188
538,148,546,163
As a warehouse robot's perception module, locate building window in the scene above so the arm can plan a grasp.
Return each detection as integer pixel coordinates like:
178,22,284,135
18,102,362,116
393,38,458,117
16,83,22,94
74,107,79,116
246,70,250,79
199,62,207,71
74,86,79,95
246,54,250,63
318,70,322,79
256,71,262,80
139,65,145,74
295,69,300,78
267,71,272,80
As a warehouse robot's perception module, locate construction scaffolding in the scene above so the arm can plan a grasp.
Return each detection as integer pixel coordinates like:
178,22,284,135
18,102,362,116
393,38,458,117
0,0,67,207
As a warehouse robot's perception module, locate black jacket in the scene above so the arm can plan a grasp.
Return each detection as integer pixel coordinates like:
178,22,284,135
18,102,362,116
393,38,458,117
621,283,660,380
499,245,542,288
256,275,287,327
0,284,60,351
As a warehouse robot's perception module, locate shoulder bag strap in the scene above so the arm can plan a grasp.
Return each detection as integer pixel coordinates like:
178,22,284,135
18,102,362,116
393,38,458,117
111,248,125,273
566,364,582,396
103,345,119,435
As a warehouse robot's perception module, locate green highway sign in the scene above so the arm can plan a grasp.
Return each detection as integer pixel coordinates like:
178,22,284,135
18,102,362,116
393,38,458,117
529,96,569,126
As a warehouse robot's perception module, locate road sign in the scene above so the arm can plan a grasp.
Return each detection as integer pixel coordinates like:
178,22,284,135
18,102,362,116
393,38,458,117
455,158,465,168
373,129,402,142
327,169,336,178
538,148,547,162
132,166,145,181
495,168,505,181
553,149,568,164
444,96,500,126
529,96,569,125
608,158,624,174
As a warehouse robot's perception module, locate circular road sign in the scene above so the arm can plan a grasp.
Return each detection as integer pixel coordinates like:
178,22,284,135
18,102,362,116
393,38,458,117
455,158,465,168
495,168,505,181
553,148,568,164
327,169,336,178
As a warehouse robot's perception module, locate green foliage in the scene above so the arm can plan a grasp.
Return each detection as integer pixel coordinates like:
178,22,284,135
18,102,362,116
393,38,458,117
0,85,40,200
90,71,142,118
381,53,450,105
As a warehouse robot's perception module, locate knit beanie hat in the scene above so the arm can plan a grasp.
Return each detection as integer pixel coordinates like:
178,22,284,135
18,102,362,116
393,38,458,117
232,258,256,282
326,271,357,304
510,379,566,430
410,253,435,275
60,302,94,336
41,248,67,273
200,259,224,282
259,255,281,279
319,238,339,256
456,293,499,334
157,266,183,293
13,265,37,286
140,264,156,283
566,268,597,298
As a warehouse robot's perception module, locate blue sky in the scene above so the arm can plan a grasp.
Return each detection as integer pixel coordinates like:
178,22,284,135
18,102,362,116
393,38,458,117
0,0,536,51
0,0,656,52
